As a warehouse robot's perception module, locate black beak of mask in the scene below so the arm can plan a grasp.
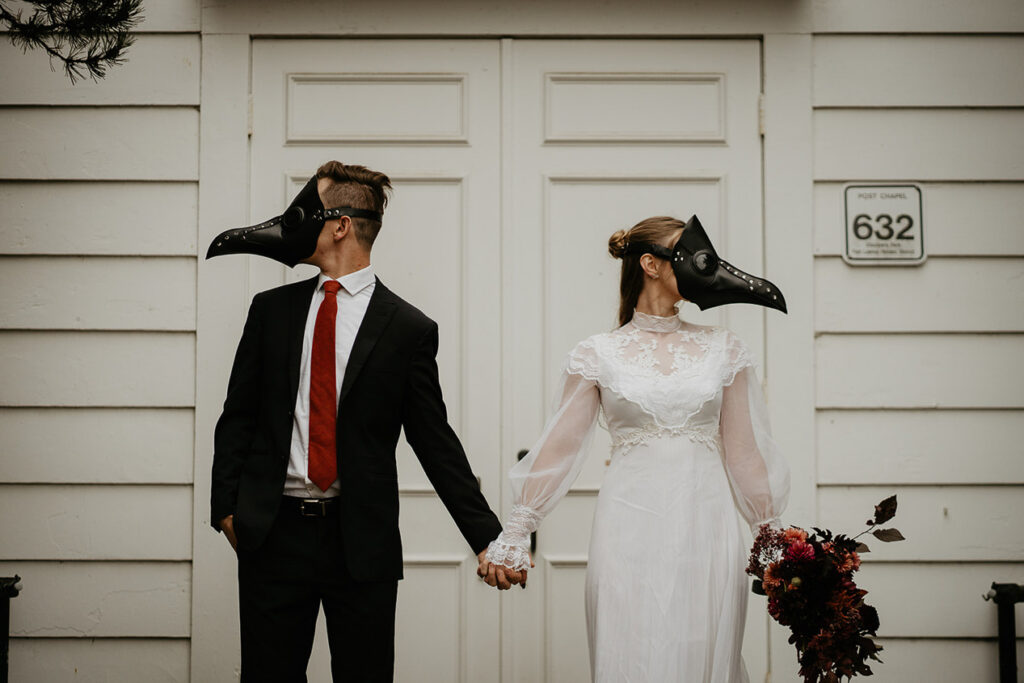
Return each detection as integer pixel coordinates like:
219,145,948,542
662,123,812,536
623,215,787,313
206,175,383,267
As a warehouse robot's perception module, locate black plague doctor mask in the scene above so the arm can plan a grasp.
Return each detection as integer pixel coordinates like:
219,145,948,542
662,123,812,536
206,175,383,267
623,215,787,313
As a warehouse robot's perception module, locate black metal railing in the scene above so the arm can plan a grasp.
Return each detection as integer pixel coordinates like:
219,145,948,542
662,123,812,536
1,576,22,683
983,581,1024,683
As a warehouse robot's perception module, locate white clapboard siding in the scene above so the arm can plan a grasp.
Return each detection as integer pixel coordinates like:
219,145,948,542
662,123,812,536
814,257,1024,332
817,486,1024,561
814,109,1024,181
817,409,1024,485
0,408,193,484
0,485,192,560
137,0,201,32
0,35,200,106
814,36,1024,107
9,638,189,683
815,334,1024,408
0,182,198,256
0,331,195,407
205,3,802,37
811,0,1024,32
0,257,196,330
0,561,191,637
813,182,1024,256
871,639,1023,683
857,563,1024,637
0,108,199,180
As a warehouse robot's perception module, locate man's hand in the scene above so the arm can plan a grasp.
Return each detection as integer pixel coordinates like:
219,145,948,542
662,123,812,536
219,514,238,552
476,549,534,590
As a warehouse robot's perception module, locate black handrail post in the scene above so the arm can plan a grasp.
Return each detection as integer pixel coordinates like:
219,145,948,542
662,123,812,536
984,581,1024,683
1,576,22,683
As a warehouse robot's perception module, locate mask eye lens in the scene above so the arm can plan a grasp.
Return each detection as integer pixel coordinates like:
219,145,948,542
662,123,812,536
693,251,717,274
282,206,305,231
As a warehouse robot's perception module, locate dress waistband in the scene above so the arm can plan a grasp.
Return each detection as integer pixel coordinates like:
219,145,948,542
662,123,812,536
611,422,720,454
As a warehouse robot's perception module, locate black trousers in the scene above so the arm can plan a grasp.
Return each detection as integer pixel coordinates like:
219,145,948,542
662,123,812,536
237,498,399,683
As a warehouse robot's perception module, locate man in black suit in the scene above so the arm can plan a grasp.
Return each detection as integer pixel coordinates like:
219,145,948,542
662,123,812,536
208,161,516,682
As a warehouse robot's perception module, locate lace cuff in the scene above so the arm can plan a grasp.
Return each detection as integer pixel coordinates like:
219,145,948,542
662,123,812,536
485,504,540,571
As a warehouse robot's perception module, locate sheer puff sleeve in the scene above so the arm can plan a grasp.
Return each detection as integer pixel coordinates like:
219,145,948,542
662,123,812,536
719,331,790,533
485,343,602,571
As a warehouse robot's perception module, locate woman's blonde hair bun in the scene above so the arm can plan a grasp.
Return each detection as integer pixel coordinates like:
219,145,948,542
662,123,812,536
608,229,629,259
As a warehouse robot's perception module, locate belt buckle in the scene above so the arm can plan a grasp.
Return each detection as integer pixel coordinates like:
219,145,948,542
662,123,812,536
299,499,325,517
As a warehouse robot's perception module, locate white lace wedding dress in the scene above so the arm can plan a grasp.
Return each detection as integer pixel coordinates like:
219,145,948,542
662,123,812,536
487,308,790,683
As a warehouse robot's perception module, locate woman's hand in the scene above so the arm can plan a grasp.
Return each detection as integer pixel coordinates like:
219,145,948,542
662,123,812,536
477,549,534,590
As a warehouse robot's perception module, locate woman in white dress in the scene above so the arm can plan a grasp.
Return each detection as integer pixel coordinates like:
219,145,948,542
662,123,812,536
480,216,790,682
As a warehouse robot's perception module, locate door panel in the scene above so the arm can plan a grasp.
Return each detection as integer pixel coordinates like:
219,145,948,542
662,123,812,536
249,37,767,683
504,39,766,683
251,39,502,683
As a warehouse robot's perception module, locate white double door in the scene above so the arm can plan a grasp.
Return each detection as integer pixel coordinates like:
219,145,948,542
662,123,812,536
250,38,765,683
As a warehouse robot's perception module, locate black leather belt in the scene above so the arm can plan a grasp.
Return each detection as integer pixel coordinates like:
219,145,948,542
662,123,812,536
281,496,339,517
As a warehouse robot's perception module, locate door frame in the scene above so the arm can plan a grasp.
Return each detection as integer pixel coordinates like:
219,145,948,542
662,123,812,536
192,33,815,683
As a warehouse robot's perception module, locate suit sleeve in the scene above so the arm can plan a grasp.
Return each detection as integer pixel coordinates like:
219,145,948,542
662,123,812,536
401,321,503,554
210,294,264,531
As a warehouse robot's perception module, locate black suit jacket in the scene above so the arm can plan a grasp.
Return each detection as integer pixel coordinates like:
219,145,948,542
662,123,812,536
210,275,502,581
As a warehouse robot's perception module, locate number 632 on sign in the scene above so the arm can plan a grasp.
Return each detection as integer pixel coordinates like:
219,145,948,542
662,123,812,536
843,185,925,265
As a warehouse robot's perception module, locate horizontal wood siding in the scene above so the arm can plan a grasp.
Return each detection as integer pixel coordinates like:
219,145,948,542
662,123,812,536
0,331,196,406
817,486,1024,562
9,638,190,683
0,561,191,637
814,109,1024,181
0,408,194,484
870,639,1024,681
814,257,1024,332
0,485,193,561
0,257,196,330
0,108,199,180
813,36,1024,107
0,35,200,106
816,334,1024,408
857,563,1024,638
0,181,198,256
812,31,1024,681
814,182,1024,256
0,22,200,681
817,410,1024,485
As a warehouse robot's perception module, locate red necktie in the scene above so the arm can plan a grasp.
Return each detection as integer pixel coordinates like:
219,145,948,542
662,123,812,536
308,280,341,492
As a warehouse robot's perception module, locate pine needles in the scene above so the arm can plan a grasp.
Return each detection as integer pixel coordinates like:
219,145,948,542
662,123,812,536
1,0,143,83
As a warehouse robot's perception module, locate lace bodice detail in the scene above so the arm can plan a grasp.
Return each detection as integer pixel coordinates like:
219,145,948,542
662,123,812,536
486,309,790,571
567,315,754,444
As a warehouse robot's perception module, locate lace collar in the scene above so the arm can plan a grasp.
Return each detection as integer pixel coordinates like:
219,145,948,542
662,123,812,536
631,309,683,333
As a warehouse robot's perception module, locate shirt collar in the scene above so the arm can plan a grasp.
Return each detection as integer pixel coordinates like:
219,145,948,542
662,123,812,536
318,265,375,295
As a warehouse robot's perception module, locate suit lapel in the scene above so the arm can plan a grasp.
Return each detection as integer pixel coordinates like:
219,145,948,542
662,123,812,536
339,277,398,406
287,275,319,406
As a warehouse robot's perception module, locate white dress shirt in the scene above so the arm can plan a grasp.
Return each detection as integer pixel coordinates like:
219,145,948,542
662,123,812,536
284,266,376,498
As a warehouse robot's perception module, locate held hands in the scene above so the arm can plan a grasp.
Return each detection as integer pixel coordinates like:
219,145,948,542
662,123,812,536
476,549,534,590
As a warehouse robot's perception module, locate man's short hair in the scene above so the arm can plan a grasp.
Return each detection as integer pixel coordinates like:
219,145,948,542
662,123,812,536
315,161,393,249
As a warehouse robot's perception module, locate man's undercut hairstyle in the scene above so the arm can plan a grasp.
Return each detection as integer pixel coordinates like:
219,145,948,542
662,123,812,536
315,161,392,249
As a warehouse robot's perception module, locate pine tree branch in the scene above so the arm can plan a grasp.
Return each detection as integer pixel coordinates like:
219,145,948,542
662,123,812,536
0,0,143,84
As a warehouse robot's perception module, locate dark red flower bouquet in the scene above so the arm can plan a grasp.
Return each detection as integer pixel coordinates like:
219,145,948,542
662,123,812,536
746,496,905,683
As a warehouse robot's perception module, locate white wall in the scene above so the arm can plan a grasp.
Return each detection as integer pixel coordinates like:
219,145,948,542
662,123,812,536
1,1,1022,681
0,2,201,680
810,32,1024,679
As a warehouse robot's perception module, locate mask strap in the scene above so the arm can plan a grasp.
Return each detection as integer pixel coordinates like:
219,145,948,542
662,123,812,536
622,242,673,260
323,206,383,223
